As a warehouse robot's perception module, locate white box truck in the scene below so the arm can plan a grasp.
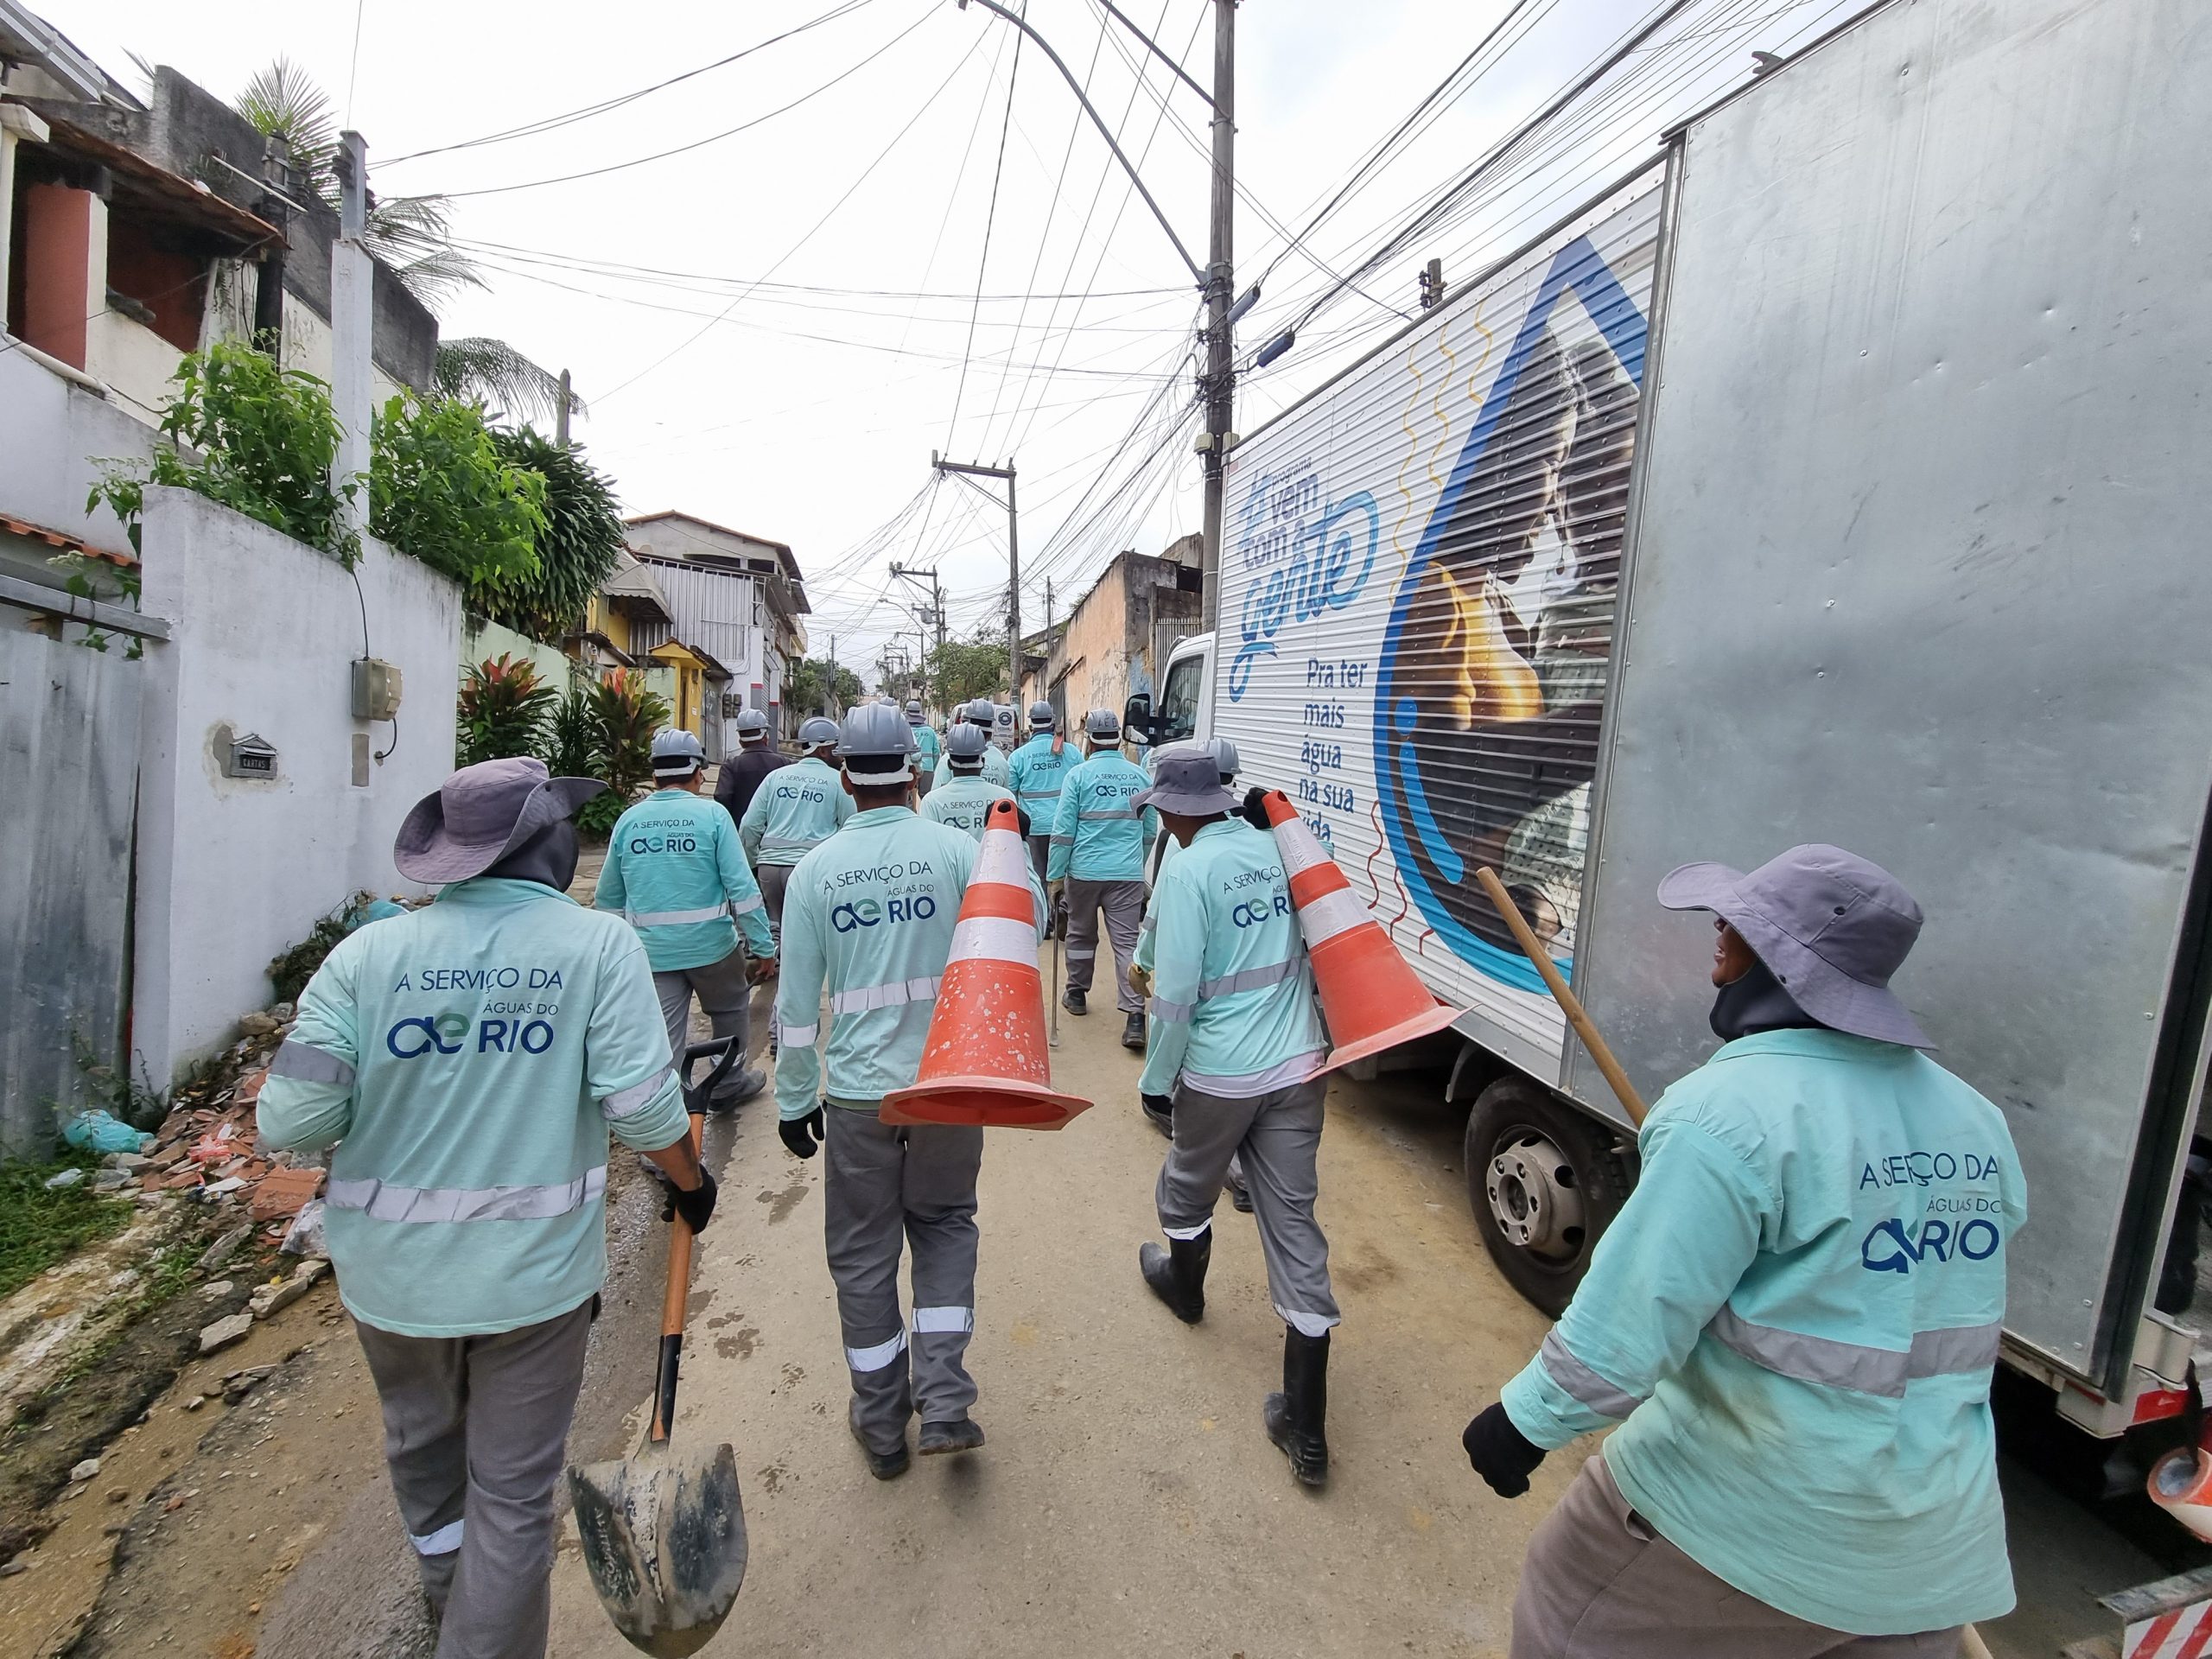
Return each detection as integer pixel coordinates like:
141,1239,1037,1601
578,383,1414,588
1129,0,2212,1436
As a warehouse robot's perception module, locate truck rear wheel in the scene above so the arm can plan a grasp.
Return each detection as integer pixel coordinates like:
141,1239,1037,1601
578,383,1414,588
1465,1077,1629,1318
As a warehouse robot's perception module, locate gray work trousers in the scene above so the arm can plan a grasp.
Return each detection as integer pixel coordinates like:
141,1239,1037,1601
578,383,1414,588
353,1300,594,1659
653,948,750,1094
1027,834,1052,889
823,1103,984,1453
1156,1076,1338,1336
1512,1457,1962,1659
758,862,795,944
1064,876,1145,1012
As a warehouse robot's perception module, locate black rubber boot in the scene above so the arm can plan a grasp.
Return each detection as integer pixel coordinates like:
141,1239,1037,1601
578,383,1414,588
1263,1328,1330,1489
849,1401,908,1481
1138,1231,1211,1324
1121,1011,1147,1050
918,1418,986,1456
1062,987,1088,1015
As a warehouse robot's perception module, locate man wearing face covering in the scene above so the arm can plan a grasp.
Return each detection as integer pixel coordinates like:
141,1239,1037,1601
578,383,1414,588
257,759,714,1659
1463,845,2026,1658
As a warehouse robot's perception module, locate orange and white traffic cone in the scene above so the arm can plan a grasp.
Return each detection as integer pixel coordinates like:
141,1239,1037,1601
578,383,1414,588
1259,789,1462,1073
881,798,1091,1130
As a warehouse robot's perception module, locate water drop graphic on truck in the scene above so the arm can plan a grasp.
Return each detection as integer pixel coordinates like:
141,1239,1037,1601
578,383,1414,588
1372,228,1649,995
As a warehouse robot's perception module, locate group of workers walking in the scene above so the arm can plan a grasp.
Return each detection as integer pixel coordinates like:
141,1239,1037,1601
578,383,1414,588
253,689,2024,1659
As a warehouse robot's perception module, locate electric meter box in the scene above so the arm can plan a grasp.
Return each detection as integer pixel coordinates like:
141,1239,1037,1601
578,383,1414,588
222,731,277,780
352,658,403,721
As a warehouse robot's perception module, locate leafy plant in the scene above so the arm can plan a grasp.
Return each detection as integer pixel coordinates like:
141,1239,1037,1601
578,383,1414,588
267,891,376,1004
88,341,357,565
481,428,624,642
589,668,671,800
787,655,863,719
460,654,559,765
928,627,1012,709
369,393,546,594
0,1150,130,1302
544,684,596,778
574,790,626,842
437,340,582,429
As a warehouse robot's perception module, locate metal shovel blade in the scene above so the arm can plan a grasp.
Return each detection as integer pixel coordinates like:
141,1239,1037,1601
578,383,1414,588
568,1440,747,1657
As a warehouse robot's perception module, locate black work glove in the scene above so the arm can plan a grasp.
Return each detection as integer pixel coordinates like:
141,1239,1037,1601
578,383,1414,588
1141,1092,1174,1122
1239,785,1274,833
661,1167,719,1234
779,1105,826,1160
1463,1402,1546,1497
1016,804,1033,839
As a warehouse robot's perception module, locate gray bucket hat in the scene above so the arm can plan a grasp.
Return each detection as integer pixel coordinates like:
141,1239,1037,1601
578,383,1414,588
395,758,605,885
1133,749,1238,817
1657,843,1933,1048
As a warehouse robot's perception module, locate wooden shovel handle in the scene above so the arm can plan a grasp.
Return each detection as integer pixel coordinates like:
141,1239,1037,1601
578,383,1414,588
650,1111,705,1444
1473,867,1649,1128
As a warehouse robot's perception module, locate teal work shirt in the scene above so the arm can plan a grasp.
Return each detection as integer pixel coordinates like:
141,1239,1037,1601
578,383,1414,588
256,879,690,1338
1046,749,1156,882
592,789,774,971
912,722,942,772
922,773,1014,842
1136,820,1325,1099
1500,1028,2026,1636
1007,734,1077,824
932,744,1009,791
739,755,854,867
773,806,1046,1118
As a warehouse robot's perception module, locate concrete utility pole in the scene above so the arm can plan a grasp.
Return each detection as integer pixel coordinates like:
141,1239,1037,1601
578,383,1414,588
889,561,949,708
1199,0,1235,632
556,368,572,446
931,454,1020,697
330,130,372,536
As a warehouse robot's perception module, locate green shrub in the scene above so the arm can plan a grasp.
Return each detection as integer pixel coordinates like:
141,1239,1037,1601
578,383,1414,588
544,684,596,778
484,429,626,643
590,668,669,800
459,653,558,766
369,393,545,594
89,340,356,563
574,789,626,842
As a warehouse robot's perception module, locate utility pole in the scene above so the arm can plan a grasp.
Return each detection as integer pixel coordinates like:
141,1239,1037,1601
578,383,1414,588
1199,0,1235,632
890,561,949,710
556,368,572,446
330,130,372,537
931,453,1020,699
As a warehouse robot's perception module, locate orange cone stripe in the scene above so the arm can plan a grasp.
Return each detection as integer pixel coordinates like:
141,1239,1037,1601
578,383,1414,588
961,882,1039,925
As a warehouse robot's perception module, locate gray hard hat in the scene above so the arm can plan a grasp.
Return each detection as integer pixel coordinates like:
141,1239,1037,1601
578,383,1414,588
837,702,919,785
1207,736,1240,781
963,699,997,727
733,709,771,742
1027,701,1054,729
1084,708,1121,740
945,723,990,766
798,715,841,749
905,700,924,721
651,727,708,777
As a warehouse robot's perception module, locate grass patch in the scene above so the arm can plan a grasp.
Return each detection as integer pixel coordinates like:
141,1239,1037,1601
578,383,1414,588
0,1151,133,1301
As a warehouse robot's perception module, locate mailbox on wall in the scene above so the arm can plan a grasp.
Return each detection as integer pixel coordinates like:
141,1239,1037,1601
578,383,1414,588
221,730,277,780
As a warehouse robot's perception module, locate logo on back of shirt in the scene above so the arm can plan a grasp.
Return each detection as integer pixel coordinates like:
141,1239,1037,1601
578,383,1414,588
386,1011,556,1056
1857,1149,2008,1274
831,894,940,932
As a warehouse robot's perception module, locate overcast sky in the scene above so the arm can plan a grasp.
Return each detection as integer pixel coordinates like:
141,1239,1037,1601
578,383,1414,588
47,0,1863,682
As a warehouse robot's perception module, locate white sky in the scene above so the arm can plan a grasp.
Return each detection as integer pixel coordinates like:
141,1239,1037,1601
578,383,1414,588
43,0,1866,683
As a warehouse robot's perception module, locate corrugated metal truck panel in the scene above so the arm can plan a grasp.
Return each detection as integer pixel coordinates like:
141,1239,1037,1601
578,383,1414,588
1217,181,1662,1084
1577,0,2212,1389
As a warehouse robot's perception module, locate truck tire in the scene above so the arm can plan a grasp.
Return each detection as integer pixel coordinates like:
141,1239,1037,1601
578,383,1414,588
1464,1077,1630,1318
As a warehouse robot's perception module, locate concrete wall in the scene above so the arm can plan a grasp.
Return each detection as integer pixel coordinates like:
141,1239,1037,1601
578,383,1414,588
0,340,157,560
461,617,576,693
132,486,461,1088
1025,550,1205,730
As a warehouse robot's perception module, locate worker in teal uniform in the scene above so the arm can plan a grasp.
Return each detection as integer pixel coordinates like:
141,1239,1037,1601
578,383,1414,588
1007,700,1077,886
594,728,776,1106
1465,844,2024,1658
907,700,941,798
1046,709,1155,1050
931,700,1012,791
1132,749,1336,1487
772,704,1046,1479
739,715,854,943
258,758,714,1659
923,723,1015,841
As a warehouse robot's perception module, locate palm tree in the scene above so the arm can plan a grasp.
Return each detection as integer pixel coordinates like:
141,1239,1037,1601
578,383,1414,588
236,59,582,428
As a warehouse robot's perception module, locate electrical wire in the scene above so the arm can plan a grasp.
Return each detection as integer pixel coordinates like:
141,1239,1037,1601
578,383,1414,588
945,5,1027,451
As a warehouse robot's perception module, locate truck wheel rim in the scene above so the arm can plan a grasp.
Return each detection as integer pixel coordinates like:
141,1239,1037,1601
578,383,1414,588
1486,1129,1586,1262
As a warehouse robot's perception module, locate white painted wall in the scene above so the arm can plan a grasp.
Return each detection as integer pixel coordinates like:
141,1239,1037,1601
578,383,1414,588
0,343,156,560
132,486,461,1088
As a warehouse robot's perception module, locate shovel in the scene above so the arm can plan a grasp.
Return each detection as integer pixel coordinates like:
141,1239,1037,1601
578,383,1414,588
568,1039,748,1656
1476,868,1996,1658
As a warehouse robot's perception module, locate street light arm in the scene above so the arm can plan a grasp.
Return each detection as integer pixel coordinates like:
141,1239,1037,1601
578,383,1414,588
1096,0,1217,111
957,0,1204,283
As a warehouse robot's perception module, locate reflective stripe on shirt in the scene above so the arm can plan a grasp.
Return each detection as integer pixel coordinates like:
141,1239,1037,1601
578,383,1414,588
778,1018,820,1047
602,1069,674,1120
1198,958,1297,1001
270,1039,354,1087
1079,808,1139,822
1706,1306,2004,1399
626,903,729,928
1539,1330,1647,1418
761,835,825,853
326,1166,607,1224
829,976,942,1016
